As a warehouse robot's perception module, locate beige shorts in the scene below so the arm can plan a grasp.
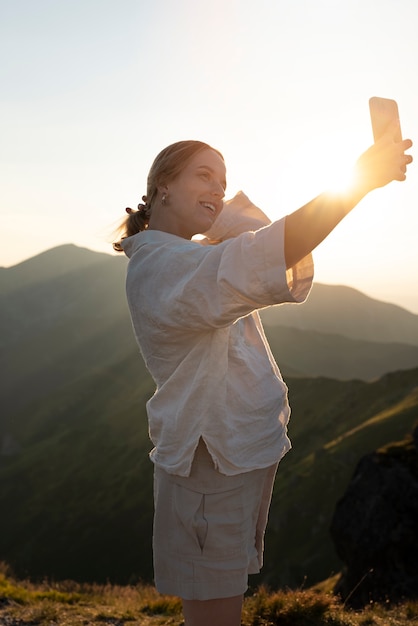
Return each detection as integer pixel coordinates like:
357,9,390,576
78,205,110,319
152,439,278,600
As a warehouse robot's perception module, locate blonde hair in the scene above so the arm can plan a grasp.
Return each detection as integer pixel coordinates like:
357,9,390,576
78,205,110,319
113,140,223,251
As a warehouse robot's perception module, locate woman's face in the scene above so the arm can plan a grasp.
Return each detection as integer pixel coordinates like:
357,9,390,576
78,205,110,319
154,148,227,239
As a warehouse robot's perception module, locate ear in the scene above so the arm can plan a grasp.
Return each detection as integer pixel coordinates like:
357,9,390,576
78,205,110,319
157,183,169,194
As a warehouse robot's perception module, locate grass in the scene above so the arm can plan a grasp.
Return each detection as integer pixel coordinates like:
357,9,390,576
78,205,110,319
1,564,417,626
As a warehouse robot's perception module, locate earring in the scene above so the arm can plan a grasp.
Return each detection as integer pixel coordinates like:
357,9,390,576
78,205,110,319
161,193,167,205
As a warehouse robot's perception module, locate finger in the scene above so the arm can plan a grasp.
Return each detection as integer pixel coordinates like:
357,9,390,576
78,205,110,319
400,153,413,174
400,138,413,151
394,169,407,181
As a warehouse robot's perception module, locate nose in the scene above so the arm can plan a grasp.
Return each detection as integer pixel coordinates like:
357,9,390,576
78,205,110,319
212,180,225,199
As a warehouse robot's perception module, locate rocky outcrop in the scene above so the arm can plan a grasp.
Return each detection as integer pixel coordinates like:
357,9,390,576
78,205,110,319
330,424,418,607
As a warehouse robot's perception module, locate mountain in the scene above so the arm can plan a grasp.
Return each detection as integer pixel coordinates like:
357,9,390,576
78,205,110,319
0,244,418,587
0,349,155,584
1,246,418,425
260,283,418,346
0,244,114,294
1,352,417,587
263,325,418,381
260,282,418,380
262,368,418,589
0,245,135,430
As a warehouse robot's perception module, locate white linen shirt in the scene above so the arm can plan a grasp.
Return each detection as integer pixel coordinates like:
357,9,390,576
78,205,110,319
122,193,314,476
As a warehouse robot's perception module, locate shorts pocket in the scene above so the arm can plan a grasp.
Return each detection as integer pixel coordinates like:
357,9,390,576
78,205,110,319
168,482,247,562
199,485,246,560
169,483,208,557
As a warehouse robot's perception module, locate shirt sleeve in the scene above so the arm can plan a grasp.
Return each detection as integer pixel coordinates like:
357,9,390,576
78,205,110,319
155,217,314,331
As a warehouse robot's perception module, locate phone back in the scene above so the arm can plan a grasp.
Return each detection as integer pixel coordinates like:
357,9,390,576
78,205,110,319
369,97,402,142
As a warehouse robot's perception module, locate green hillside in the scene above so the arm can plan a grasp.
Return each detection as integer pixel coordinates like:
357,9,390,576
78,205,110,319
1,245,418,431
0,350,155,584
1,352,417,587
260,282,418,346
1,245,417,588
264,325,418,380
0,247,131,426
262,369,418,589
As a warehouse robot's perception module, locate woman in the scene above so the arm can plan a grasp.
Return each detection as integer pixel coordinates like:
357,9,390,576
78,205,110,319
114,129,412,626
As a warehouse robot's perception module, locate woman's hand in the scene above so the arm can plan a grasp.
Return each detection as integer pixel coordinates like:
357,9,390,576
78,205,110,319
354,121,413,194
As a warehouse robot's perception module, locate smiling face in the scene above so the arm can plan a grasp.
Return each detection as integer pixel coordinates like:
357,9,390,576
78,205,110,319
149,148,227,239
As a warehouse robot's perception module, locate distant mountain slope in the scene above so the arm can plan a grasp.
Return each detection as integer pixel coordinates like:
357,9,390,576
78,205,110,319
0,246,136,428
264,325,418,381
0,350,155,585
0,244,418,589
0,244,118,295
261,283,418,346
0,343,416,587
264,368,418,589
1,245,418,438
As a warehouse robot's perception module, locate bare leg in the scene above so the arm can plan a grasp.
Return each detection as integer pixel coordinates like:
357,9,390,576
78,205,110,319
182,594,243,626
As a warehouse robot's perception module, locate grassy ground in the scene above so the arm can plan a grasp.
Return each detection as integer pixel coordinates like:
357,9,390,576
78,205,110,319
1,565,418,626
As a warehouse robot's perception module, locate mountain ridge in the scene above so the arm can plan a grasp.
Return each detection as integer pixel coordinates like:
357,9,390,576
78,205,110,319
260,282,418,346
1,244,418,431
1,244,418,588
2,243,417,343
0,244,121,294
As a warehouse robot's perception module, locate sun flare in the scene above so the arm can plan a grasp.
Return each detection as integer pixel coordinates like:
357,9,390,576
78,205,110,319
325,160,359,194
303,132,365,196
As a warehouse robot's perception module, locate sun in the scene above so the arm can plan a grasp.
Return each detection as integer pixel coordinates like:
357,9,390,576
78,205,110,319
302,131,367,196
221,125,374,228
324,158,359,195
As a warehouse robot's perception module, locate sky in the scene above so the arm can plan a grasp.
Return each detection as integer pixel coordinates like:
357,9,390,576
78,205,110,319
1,0,418,312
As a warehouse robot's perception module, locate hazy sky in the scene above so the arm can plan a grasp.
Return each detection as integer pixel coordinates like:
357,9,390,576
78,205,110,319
2,0,418,312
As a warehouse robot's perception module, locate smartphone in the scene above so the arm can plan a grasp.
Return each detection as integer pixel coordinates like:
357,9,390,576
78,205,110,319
369,97,402,143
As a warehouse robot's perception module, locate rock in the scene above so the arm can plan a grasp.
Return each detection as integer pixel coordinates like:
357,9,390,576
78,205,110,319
330,424,418,607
